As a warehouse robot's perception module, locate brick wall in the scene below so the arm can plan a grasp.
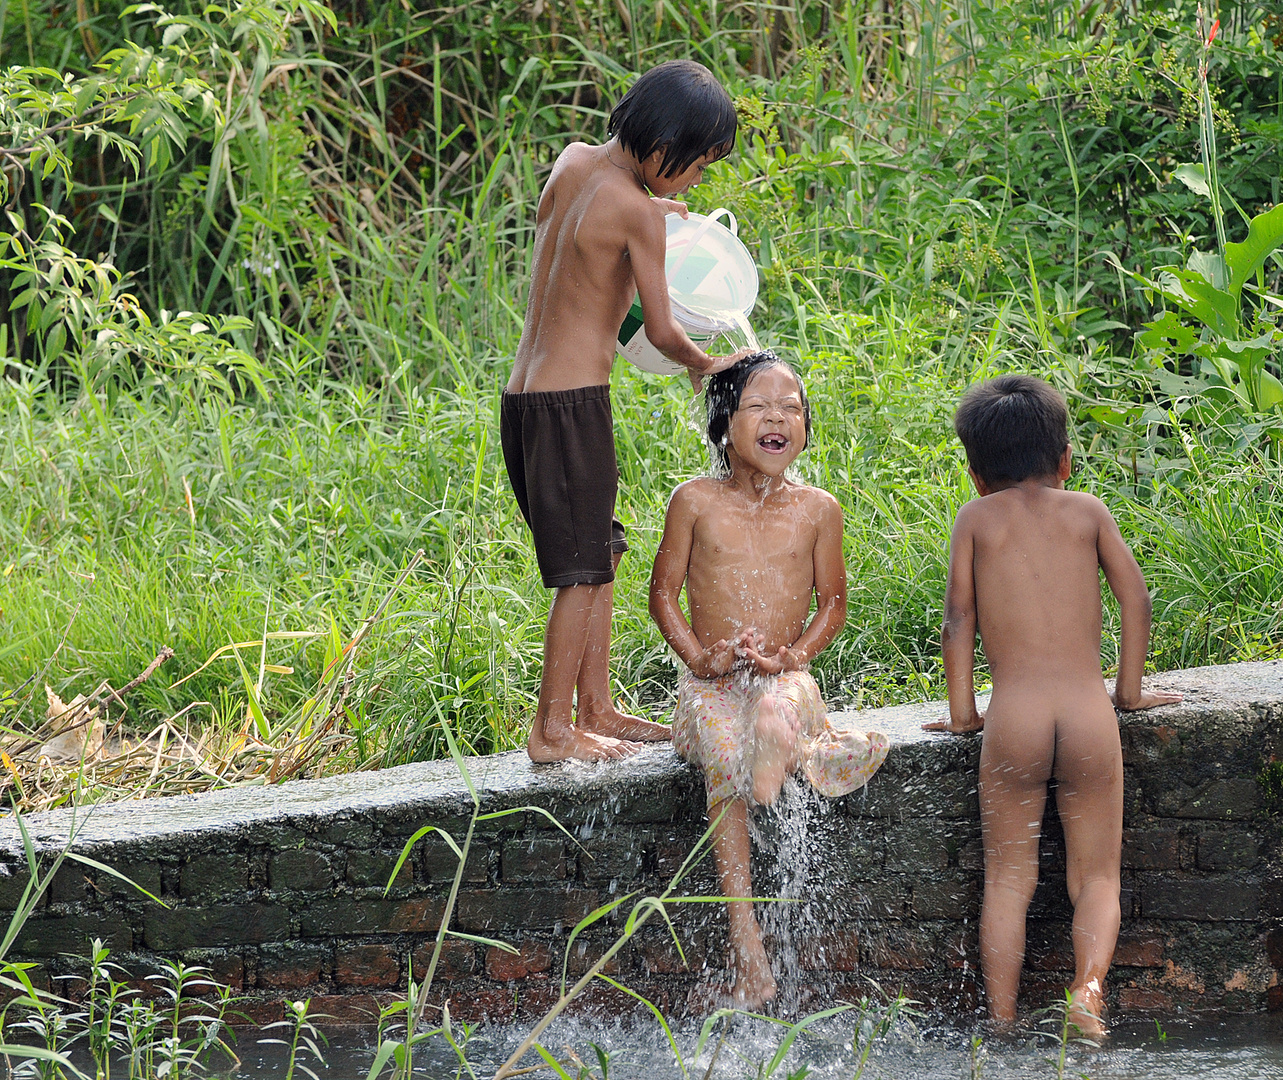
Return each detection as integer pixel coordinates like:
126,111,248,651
0,660,1279,1024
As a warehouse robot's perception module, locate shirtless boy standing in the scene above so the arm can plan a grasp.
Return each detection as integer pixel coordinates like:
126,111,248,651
503,60,751,763
925,375,1181,1036
650,352,889,1008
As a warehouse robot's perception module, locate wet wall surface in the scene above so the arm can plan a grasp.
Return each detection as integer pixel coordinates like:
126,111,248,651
0,660,1279,1025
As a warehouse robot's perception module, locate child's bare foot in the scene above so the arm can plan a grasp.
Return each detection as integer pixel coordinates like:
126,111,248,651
527,722,641,763
751,695,797,805
730,933,777,1010
1067,980,1107,1040
577,703,672,742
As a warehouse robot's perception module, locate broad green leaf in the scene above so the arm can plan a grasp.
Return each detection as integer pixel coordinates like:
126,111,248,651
1225,203,1283,298
1139,311,1197,354
1187,250,1226,291
1155,269,1238,337
1171,162,1210,197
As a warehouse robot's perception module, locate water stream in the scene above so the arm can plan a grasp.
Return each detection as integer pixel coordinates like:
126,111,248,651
225,1011,1283,1078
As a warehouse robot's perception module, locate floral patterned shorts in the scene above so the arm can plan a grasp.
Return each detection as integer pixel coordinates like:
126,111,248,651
673,668,889,808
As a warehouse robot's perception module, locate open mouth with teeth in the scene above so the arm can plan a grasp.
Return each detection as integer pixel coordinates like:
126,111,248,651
758,433,789,452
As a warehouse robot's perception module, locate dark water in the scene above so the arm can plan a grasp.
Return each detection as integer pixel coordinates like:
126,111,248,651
227,1011,1283,1079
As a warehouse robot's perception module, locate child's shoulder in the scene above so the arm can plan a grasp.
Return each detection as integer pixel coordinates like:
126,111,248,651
788,480,842,518
669,476,723,506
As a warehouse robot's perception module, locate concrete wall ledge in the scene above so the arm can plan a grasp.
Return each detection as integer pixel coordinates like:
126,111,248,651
0,660,1279,1024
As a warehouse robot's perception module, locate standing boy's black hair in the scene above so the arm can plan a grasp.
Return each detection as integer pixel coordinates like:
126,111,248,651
608,60,737,179
954,374,1070,488
706,350,811,474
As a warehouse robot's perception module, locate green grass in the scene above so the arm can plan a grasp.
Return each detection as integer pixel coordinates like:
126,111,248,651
0,0,1280,794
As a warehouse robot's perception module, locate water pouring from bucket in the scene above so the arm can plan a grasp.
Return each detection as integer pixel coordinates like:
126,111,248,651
617,208,760,375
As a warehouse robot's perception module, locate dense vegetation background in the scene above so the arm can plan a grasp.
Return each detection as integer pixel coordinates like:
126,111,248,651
0,0,1279,802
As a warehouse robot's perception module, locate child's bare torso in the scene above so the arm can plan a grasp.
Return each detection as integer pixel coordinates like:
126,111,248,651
507,142,653,394
682,477,826,652
967,485,1112,695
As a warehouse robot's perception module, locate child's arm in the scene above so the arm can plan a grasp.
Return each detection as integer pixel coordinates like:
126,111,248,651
649,487,739,679
924,506,985,733
742,494,847,673
1096,502,1183,711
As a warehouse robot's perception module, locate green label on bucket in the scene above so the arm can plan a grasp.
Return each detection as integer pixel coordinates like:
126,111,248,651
618,300,644,346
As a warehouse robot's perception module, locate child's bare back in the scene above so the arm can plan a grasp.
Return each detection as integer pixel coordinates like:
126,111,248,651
508,142,664,395
929,375,1180,1038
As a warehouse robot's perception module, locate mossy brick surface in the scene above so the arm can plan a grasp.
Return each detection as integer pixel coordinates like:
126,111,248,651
143,904,291,949
257,942,332,990
16,913,132,956
454,885,601,933
298,896,445,937
0,660,1274,1016
180,852,249,898
268,848,334,893
345,850,413,891
501,835,567,883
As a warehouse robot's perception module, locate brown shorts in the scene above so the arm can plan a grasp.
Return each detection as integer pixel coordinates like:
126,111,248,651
500,385,627,588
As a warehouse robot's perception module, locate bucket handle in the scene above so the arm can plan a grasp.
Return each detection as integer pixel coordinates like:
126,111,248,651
665,207,738,284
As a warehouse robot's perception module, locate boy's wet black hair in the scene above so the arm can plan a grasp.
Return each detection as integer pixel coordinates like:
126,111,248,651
608,60,737,179
706,350,811,473
953,374,1070,487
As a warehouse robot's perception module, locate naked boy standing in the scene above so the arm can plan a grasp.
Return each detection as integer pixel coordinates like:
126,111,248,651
503,61,751,762
925,375,1181,1036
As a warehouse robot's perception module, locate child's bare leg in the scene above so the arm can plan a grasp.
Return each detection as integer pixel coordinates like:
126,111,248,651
1056,698,1123,1039
978,706,1053,1027
528,582,639,762
710,797,776,1008
751,691,800,806
575,552,671,742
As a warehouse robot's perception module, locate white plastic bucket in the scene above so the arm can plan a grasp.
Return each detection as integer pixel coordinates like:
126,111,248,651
616,208,759,375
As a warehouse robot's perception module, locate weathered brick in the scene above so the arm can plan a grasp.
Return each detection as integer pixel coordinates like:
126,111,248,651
1196,831,1258,871
345,851,412,891
1114,933,1165,968
1173,779,1259,820
298,896,444,937
257,942,330,990
502,837,567,883
180,853,249,899
882,825,950,872
1139,876,1259,921
410,939,478,980
863,925,936,971
636,929,713,974
335,943,400,988
143,904,290,949
0,868,33,911
576,836,650,886
1122,829,1180,870
486,941,552,981
1118,986,1172,1011
1025,922,1073,972
910,876,978,919
49,865,93,905
268,849,333,893
797,929,860,972
455,887,599,933
420,837,490,884
843,877,909,919
15,913,131,957
182,948,244,990
1267,929,1283,969
101,862,164,900
944,929,979,970
563,938,622,977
